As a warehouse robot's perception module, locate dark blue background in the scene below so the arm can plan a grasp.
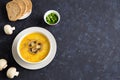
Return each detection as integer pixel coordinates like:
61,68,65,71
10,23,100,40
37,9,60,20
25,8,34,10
0,0,120,80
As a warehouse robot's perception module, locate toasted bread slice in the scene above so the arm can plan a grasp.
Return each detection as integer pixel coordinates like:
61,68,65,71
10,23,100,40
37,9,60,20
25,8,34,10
6,1,22,21
19,10,31,20
13,0,27,18
25,0,32,12
19,0,32,20
22,0,28,14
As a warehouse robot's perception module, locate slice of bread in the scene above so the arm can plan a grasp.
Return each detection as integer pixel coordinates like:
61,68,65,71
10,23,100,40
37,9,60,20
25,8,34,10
13,0,27,18
25,0,32,12
22,0,28,14
19,0,32,20
19,10,31,20
6,1,22,21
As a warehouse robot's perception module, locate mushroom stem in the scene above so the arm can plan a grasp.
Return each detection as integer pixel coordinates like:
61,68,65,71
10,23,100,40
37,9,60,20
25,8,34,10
11,27,15,30
15,72,19,76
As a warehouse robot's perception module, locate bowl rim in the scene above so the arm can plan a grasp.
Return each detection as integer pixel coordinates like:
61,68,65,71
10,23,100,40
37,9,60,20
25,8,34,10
44,10,60,25
16,27,57,64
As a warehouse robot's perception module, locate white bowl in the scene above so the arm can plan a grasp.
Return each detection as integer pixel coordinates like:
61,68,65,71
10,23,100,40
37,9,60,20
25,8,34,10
12,27,57,70
44,10,60,25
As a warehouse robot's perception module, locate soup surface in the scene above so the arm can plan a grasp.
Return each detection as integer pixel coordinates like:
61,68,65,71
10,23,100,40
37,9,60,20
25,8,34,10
19,32,50,62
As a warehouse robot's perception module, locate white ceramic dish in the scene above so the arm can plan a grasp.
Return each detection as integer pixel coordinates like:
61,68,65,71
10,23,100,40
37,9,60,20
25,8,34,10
12,27,57,70
44,10,60,25
18,11,32,20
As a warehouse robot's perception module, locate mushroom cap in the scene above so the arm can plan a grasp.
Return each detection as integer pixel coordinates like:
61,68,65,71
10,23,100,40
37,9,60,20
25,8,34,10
7,67,19,79
4,25,13,35
0,59,7,71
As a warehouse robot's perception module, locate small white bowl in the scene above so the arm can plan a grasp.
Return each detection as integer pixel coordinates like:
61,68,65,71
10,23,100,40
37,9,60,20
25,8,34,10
44,10,60,25
12,27,57,70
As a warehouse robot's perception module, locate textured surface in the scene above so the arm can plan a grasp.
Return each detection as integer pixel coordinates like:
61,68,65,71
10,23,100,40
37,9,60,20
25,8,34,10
0,0,120,80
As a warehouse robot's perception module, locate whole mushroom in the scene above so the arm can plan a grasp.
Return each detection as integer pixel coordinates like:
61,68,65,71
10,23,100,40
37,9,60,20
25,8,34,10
4,24,15,35
7,67,19,79
0,59,7,71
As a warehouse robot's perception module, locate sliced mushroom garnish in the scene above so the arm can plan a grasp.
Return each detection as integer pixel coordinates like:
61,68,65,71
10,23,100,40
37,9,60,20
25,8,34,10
28,40,42,54
29,40,36,47
30,48,38,54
